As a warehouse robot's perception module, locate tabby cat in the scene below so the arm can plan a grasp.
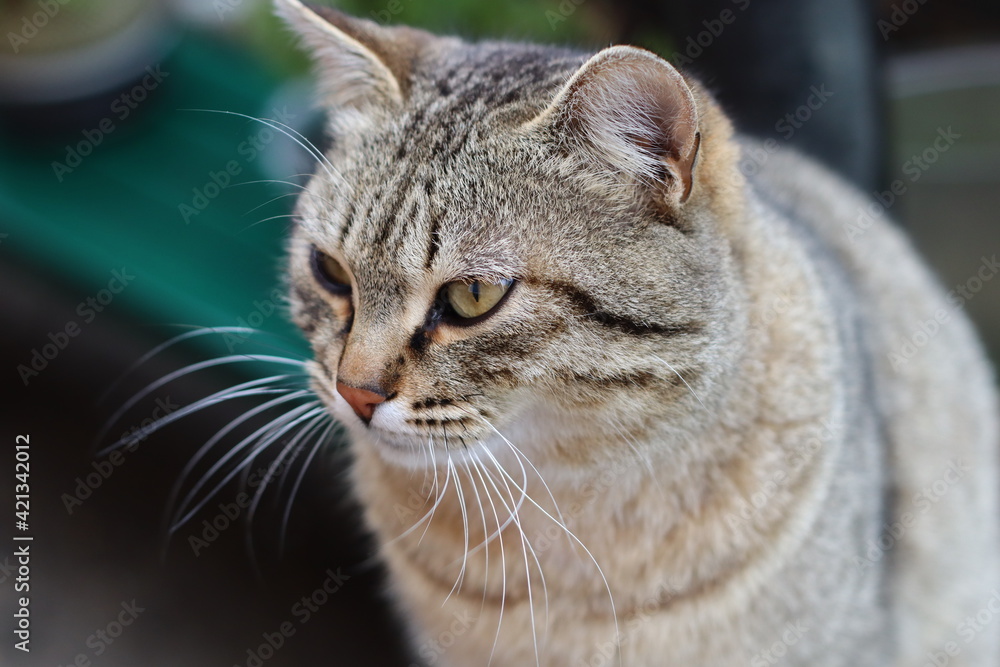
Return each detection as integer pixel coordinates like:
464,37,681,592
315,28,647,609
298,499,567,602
275,1,1000,665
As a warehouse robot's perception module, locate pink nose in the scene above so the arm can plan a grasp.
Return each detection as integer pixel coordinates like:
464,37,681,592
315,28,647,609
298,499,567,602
336,381,387,422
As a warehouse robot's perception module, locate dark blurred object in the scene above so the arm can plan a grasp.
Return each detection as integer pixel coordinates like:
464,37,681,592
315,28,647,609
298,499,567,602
614,0,886,194
875,0,1000,50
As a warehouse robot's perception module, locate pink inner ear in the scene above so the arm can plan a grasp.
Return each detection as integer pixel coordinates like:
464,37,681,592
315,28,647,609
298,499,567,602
562,48,701,204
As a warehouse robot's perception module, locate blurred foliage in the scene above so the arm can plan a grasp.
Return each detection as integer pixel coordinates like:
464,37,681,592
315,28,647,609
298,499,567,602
230,0,677,79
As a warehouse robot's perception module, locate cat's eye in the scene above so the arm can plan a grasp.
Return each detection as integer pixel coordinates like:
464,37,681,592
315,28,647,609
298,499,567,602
311,247,351,295
443,279,514,322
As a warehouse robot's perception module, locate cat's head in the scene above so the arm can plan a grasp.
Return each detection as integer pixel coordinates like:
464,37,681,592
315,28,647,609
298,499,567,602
278,0,746,470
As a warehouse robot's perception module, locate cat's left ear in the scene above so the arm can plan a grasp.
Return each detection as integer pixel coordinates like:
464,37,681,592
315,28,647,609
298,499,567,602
527,46,700,205
275,0,430,110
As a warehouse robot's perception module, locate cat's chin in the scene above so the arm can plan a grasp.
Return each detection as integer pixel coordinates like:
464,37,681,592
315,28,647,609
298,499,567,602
349,426,498,471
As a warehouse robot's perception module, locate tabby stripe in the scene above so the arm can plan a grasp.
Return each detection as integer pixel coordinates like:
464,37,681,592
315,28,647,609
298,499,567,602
560,370,660,390
424,179,441,268
542,280,702,337
383,176,412,231
337,199,356,244
394,196,422,256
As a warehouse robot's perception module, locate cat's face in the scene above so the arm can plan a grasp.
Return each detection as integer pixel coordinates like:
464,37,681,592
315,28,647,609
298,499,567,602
280,1,742,469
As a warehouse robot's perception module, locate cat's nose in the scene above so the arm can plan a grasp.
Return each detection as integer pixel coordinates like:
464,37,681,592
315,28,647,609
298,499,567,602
336,381,387,423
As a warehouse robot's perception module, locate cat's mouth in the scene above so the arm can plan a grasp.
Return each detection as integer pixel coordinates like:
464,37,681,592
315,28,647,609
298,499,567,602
310,371,496,467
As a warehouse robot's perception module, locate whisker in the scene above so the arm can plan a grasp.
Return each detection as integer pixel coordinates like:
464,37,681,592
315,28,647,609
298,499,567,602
472,413,571,550
97,353,307,446
231,176,312,191
652,354,706,410
161,386,316,528
278,417,338,557
381,460,452,549
245,409,331,563
445,456,471,605
169,400,322,530
97,375,303,457
181,109,339,182
477,450,541,667
459,457,491,617
417,446,446,548
481,446,622,667
97,326,284,405
241,212,305,234
470,452,506,667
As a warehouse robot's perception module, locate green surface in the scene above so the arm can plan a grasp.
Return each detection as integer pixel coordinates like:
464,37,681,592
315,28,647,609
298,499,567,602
0,31,306,353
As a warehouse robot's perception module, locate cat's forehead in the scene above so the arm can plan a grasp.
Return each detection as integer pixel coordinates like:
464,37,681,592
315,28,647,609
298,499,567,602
335,154,528,284
299,42,618,286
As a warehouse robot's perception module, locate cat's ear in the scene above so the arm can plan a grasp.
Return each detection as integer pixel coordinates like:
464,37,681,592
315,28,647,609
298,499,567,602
274,0,429,110
529,46,700,205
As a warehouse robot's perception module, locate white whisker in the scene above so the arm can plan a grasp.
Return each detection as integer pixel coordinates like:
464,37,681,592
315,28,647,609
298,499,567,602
98,354,307,446
477,449,542,667
245,409,331,559
181,109,339,182
98,375,303,456
97,326,271,405
470,452,506,667
382,459,453,549
163,387,316,525
445,456,471,604
652,354,706,410
459,457,491,616
481,445,621,667
170,400,322,530
278,417,338,557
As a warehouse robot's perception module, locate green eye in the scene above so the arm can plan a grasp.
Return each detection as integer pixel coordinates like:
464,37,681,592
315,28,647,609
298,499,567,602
444,279,514,320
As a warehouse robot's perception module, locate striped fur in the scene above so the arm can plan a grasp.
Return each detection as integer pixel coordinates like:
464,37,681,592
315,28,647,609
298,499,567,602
277,2,999,666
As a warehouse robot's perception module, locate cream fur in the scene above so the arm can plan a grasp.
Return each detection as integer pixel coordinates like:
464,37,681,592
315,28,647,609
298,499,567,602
276,2,1000,665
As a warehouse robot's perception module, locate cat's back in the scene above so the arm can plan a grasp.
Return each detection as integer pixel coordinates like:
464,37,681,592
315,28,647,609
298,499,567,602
746,143,1000,666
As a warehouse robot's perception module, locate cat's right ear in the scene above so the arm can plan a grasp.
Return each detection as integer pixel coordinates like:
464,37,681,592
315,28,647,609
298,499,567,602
274,0,429,110
525,46,700,206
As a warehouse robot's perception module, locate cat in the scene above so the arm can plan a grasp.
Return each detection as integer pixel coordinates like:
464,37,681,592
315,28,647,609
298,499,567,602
274,1,1000,665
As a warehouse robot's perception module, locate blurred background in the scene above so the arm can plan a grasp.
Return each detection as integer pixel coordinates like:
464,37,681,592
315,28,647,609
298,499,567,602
1,0,998,665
